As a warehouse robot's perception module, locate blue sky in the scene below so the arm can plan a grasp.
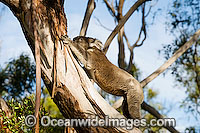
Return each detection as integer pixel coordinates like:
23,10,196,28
0,0,199,131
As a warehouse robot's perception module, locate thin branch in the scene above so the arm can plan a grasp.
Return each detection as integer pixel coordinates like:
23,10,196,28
140,29,200,88
133,3,146,48
127,49,134,73
79,0,96,36
124,3,147,73
117,0,124,19
103,0,149,54
145,0,158,17
94,16,112,31
123,31,134,73
123,31,131,49
145,3,152,17
103,0,116,18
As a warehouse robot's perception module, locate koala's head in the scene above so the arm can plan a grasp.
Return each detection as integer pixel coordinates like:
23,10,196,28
73,36,89,52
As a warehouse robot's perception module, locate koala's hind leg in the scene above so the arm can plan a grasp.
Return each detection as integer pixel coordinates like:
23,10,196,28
126,89,143,119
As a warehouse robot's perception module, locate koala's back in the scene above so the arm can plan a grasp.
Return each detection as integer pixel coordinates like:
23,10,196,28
87,47,142,96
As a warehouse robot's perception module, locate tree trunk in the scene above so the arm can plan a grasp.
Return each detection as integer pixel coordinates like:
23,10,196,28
0,0,140,132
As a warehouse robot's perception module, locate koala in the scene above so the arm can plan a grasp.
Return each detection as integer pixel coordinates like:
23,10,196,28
61,35,144,119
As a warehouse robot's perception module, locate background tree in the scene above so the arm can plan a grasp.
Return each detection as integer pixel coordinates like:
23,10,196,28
158,0,200,131
0,54,35,99
161,0,200,121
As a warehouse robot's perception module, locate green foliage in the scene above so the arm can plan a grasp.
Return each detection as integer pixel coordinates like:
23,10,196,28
0,96,64,133
147,88,158,101
130,64,142,81
0,53,36,98
167,0,200,33
1,96,36,132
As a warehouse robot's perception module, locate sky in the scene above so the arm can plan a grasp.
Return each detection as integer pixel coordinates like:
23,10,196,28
0,0,199,131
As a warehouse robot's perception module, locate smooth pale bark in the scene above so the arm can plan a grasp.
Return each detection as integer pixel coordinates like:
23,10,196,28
0,0,140,132
79,0,95,36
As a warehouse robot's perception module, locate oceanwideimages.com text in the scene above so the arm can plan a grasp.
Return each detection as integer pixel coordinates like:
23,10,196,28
25,115,176,130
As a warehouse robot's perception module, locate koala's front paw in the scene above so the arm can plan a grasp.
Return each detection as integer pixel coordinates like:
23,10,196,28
60,35,72,45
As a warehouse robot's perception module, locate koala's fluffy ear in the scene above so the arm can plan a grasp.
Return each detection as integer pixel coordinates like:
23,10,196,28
89,39,103,50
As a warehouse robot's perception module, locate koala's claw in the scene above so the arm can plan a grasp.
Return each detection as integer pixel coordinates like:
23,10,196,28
60,35,72,45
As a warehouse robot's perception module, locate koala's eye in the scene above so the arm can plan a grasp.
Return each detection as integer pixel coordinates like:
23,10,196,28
79,38,83,42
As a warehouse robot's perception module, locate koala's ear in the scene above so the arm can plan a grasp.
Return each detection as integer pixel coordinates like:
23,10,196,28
88,38,94,43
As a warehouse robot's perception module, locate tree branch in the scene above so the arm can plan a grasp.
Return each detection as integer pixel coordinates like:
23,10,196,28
140,29,200,88
79,0,96,36
126,3,147,73
94,16,112,31
103,0,149,54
